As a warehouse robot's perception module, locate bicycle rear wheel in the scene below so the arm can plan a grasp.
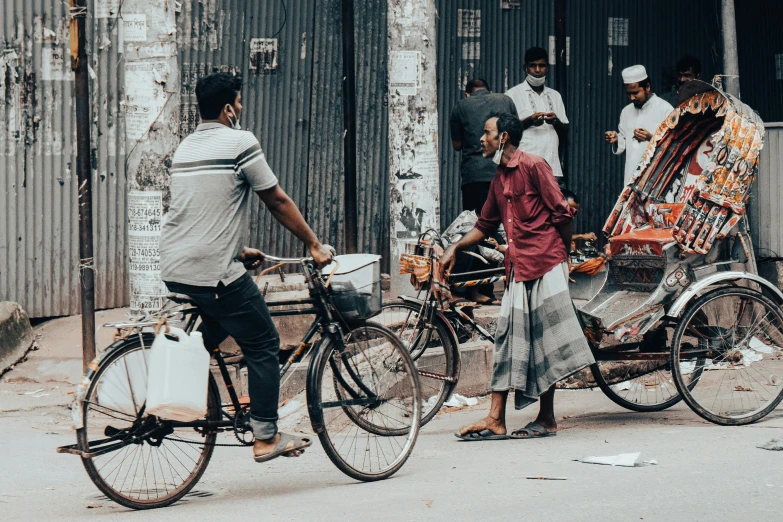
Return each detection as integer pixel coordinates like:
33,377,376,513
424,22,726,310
378,299,459,425
77,334,220,510
307,322,421,481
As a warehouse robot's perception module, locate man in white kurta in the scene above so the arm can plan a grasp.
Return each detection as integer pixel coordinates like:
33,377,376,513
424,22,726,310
506,46,569,180
606,65,673,185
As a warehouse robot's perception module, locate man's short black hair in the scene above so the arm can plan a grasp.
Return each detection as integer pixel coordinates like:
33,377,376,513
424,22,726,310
195,72,243,120
492,113,523,147
524,46,548,65
466,78,490,94
562,189,579,203
676,55,702,75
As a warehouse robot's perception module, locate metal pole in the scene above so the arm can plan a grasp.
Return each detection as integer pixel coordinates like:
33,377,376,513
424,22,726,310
70,0,96,370
341,0,358,254
554,0,568,184
721,0,741,97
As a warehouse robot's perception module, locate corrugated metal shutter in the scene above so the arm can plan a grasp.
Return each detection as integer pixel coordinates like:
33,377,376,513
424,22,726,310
751,124,783,258
565,0,722,244
436,0,555,228
736,0,783,122
0,2,127,317
307,0,389,265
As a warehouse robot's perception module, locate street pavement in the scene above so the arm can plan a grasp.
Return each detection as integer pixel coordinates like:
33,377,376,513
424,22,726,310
2,387,783,521
2,309,783,521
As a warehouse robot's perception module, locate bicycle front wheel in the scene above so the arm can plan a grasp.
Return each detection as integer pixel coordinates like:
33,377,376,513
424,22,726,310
77,334,220,510
307,322,421,481
378,299,459,425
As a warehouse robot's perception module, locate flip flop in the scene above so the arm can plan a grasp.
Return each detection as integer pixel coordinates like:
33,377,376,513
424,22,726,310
454,429,509,441
253,433,313,463
509,422,556,439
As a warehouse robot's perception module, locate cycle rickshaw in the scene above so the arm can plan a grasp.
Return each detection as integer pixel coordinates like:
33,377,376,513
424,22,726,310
384,82,783,427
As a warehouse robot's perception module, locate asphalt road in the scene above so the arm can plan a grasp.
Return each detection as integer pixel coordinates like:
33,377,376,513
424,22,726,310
2,390,783,521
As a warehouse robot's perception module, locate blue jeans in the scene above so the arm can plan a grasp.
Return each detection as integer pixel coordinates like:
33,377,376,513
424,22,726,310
164,273,280,440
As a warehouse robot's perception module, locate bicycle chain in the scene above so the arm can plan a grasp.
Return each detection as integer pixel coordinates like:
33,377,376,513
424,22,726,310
165,436,251,448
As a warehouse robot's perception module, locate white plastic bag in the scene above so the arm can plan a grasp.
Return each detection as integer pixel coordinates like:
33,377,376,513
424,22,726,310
145,327,210,422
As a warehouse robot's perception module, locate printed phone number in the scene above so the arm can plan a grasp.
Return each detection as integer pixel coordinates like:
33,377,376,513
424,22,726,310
129,262,160,272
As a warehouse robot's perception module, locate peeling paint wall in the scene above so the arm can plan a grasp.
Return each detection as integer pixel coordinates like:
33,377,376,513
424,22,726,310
2,1,390,317
122,0,179,311
388,0,440,293
0,1,127,317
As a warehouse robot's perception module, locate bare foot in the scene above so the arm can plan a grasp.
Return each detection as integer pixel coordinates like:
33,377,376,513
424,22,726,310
458,416,506,436
466,287,493,305
533,414,558,433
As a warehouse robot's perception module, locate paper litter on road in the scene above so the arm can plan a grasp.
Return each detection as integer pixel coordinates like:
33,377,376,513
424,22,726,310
442,394,478,408
24,388,45,395
575,452,657,467
757,439,783,451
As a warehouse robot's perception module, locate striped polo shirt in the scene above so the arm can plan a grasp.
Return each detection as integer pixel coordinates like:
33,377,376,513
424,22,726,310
160,122,278,286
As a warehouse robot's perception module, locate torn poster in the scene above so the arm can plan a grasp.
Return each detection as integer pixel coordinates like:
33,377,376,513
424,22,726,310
389,50,421,96
249,38,279,74
124,61,168,141
457,9,481,37
128,190,166,311
122,14,148,43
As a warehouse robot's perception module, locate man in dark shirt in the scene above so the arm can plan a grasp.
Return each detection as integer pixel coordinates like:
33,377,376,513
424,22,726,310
450,79,518,213
442,113,594,441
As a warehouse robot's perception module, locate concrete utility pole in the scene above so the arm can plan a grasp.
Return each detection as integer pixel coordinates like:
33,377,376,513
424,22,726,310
121,0,180,312
342,0,358,254
387,0,440,294
70,0,96,371
721,0,741,97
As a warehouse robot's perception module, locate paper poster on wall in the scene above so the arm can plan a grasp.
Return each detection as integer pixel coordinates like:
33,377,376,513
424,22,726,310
95,0,120,19
457,9,481,37
122,14,148,42
462,42,480,60
608,17,629,46
501,0,521,9
128,190,166,311
124,61,168,141
389,51,421,96
776,54,783,80
41,47,71,81
249,38,279,74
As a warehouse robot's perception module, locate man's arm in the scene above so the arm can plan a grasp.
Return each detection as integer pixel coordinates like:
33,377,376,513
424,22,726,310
440,228,487,277
256,184,332,266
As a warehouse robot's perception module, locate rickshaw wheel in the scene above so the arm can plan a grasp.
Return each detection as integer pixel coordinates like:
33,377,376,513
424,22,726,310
590,358,702,412
672,286,783,425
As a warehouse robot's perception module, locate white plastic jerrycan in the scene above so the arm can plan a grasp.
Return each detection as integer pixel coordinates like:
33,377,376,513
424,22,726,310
145,327,210,422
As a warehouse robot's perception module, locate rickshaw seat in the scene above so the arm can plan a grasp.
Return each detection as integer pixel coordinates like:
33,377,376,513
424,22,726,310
608,228,677,258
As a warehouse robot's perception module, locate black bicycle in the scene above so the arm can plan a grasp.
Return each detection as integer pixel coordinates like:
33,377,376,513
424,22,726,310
57,254,421,510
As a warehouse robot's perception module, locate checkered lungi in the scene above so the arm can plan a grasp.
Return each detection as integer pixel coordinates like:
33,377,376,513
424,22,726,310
491,262,595,410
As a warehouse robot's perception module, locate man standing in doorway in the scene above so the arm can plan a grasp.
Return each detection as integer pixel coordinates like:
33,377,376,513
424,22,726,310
505,47,569,184
442,113,594,441
605,65,673,186
664,56,703,106
450,78,518,214
160,72,333,463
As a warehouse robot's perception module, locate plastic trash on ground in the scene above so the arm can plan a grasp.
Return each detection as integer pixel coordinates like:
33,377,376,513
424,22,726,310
442,393,478,408
575,452,659,467
757,439,783,451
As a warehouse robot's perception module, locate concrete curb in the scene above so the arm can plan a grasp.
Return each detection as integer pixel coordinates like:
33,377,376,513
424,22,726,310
0,302,35,377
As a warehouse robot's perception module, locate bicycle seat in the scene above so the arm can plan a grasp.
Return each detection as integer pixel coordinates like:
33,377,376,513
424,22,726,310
166,293,197,305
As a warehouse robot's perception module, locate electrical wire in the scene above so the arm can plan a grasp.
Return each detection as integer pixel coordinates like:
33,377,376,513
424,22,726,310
272,0,287,39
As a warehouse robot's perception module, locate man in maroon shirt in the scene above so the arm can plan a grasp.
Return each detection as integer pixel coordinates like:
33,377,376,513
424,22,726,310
441,114,594,441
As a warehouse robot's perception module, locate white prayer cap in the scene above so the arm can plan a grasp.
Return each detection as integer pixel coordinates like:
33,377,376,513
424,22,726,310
622,65,648,84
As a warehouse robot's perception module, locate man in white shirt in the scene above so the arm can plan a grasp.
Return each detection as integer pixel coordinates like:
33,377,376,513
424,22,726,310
605,65,673,186
505,47,569,182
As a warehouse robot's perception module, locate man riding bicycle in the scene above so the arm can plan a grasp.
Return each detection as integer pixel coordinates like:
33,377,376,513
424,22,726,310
159,72,333,463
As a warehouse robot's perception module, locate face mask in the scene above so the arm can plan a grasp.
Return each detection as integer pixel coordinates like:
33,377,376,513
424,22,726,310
526,74,546,87
227,105,241,130
492,136,506,165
